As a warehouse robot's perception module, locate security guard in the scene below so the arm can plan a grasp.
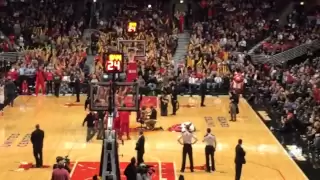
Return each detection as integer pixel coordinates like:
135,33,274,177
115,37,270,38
177,124,198,172
171,83,178,115
203,128,216,172
200,79,207,107
53,72,61,97
74,73,81,102
31,124,44,168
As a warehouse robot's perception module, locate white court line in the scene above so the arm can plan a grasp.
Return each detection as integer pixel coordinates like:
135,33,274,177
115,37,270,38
243,99,309,180
70,154,164,180
70,160,78,178
173,162,177,180
157,159,163,180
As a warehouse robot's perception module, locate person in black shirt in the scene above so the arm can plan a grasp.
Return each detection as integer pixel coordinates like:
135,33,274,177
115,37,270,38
31,124,44,168
171,84,178,115
135,131,145,165
235,139,246,180
230,91,240,121
124,157,137,180
200,79,207,107
53,73,61,97
160,94,169,116
5,78,17,107
82,111,97,142
144,106,160,130
74,74,81,102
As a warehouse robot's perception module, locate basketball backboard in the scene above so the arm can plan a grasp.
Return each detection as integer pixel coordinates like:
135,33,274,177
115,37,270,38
89,82,139,112
117,40,146,57
115,82,139,112
90,82,112,111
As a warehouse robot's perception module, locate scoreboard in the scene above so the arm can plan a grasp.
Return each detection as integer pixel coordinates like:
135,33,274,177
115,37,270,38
105,53,124,73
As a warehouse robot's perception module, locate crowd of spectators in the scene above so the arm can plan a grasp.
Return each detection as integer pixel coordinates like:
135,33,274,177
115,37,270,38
1,0,92,95
243,51,320,163
91,3,178,96
253,3,320,55
181,0,276,94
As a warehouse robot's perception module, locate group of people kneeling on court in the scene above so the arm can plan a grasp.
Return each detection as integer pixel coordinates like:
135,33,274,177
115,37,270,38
82,105,162,142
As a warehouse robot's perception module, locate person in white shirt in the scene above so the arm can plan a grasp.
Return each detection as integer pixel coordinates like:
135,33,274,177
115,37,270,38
238,39,246,50
214,75,223,89
203,128,217,172
188,76,197,95
177,124,198,172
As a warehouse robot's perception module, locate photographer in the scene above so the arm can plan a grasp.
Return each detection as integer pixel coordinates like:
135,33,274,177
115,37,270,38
52,161,70,180
124,157,137,180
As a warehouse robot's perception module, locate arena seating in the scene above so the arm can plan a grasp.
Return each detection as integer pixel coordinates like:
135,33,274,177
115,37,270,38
1,0,320,178
253,3,320,55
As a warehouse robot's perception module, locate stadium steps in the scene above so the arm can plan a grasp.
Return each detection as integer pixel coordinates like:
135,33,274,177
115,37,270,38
173,31,190,72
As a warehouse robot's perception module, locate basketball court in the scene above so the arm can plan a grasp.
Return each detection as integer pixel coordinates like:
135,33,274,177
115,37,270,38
0,95,309,180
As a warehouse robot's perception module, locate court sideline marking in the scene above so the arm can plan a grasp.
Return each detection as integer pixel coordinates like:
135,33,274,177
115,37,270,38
69,153,169,180
243,98,309,180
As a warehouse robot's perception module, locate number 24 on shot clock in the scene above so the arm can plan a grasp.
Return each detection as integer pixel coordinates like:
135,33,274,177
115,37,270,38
105,53,123,73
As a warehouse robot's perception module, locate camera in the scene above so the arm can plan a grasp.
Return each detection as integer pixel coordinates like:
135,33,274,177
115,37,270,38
136,163,155,176
53,156,71,173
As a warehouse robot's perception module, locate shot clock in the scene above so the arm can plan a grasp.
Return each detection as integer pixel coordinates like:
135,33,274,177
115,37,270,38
127,22,137,33
105,53,124,73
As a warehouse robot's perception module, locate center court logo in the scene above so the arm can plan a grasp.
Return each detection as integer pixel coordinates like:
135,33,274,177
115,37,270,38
168,122,196,132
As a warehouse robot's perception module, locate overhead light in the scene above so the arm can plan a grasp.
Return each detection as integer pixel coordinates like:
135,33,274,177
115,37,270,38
276,19,279,22
180,0,184,3
147,4,151,8
300,1,304,5
93,0,97,3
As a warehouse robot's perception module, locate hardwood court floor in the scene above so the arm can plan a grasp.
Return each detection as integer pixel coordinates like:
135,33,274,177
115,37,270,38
0,95,309,180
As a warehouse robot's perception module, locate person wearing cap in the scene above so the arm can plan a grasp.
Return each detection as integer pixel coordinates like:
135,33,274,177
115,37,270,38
203,128,216,172
177,123,198,172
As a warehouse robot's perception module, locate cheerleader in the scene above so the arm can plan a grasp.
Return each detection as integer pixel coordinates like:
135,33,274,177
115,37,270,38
0,83,4,116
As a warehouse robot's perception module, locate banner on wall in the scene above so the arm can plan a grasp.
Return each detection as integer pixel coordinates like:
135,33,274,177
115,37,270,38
126,62,138,82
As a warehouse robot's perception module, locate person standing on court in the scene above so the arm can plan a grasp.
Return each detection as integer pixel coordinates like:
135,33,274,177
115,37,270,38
203,128,216,172
235,139,246,180
53,72,61,97
200,79,206,107
5,77,16,107
74,73,81,102
171,83,178,115
83,111,96,142
31,124,44,168
135,131,145,165
178,124,198,172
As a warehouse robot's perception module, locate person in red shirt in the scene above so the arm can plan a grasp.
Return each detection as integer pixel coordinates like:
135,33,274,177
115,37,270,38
35,67,46,96
45,70,54,94
22,80,28,95
7,68,18,82
179,13,185,33
52,162,70,180
119,110,131,140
